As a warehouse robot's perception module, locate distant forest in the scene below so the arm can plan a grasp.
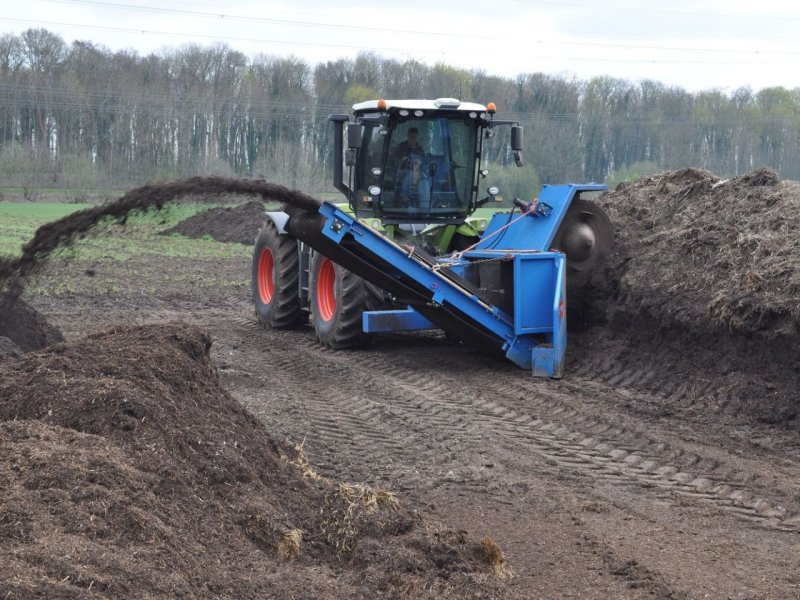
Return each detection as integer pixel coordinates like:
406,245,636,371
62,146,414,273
2,27,799,199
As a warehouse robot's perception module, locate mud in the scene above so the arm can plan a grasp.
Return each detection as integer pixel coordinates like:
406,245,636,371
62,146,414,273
0,324,504,599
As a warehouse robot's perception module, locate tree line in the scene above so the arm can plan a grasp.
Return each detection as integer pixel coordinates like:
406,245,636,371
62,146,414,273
1,27,799,199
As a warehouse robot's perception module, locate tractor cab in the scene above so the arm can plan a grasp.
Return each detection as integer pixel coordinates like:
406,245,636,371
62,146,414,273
330,98,523,225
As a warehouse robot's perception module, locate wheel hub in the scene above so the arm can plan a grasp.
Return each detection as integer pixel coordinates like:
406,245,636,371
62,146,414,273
257,248,275,303
316,258,337,321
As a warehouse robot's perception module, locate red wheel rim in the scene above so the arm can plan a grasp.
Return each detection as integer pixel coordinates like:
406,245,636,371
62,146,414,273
316,258,336,322
257,247,275,304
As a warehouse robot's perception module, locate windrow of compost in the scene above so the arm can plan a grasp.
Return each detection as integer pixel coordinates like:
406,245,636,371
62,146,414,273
0,324,505,599
572,168,799,424
161,199,268,245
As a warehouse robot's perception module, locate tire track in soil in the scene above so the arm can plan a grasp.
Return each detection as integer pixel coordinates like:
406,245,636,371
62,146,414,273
220,313,800,532
571,340,800,462
388,346,800,532
223,316,502,491
226,315,446,486
216,318,796,598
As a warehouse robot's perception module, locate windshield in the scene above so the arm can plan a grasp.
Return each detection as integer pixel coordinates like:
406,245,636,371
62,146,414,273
375,116,478,220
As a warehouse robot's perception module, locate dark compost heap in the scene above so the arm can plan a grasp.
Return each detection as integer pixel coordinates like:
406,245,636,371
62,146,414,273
571,168,800,424
0,324,505,599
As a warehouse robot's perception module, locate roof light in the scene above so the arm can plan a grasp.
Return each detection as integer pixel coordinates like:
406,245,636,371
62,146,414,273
377,99,387,110
487,102,497,114
434,98,461,108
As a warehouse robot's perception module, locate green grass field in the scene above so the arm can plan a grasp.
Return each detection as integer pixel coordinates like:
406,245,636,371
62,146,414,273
1,201,255,301
0,201,250,260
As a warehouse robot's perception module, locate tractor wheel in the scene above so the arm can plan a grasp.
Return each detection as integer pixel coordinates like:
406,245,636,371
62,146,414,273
252,220,304,329
551,198,613,283
309,252,373,349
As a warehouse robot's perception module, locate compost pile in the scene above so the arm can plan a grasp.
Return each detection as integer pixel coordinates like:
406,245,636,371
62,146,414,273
0,324,505,599
573,168,800,424
595,167,799,336
162,200,267,245
0,297,63,360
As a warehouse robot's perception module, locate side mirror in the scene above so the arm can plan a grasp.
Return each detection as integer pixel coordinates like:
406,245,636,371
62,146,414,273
345,148,357,167
511,126,524,167
347,123,363,149
511,126,523,151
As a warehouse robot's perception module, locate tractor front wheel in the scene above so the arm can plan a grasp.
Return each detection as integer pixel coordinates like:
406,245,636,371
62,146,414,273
309,252,372,349
252,220,304,329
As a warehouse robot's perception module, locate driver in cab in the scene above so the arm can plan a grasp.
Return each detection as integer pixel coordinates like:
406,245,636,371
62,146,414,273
393,127,425,165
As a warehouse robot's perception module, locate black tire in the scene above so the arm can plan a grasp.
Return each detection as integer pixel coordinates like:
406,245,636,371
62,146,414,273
551,198,613,281
252,220,304,329
309,252,375,349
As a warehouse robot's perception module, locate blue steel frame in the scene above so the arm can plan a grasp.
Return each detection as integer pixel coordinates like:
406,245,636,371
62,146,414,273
318,192,576,377
475,183,607,252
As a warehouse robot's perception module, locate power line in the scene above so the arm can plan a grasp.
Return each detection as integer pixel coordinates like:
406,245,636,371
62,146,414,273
3,82,796,124
101,0,800,43
498,0,800,21
42,0,490,40
35,0,800,56
44,0,800,24
2,16,799,67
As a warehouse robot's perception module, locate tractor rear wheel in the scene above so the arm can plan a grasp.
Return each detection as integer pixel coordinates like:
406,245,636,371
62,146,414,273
252,220,304,329
309,252,373,349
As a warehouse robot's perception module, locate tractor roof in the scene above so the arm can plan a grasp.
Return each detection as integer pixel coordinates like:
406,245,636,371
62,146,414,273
352,98,489,114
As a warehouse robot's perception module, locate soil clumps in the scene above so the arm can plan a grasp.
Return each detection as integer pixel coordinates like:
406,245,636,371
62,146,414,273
0,323,505,599
162,200,267,245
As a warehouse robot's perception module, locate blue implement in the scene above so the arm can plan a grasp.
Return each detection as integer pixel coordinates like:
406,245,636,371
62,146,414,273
314,184,600,377
475,184,607,252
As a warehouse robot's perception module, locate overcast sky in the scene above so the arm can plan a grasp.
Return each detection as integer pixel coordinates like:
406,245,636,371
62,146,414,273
3,0,800,94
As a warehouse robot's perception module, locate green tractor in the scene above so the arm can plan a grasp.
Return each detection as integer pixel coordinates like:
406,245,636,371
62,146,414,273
252,98,611,348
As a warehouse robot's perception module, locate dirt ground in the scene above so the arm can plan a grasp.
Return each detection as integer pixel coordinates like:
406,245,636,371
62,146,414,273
2,171,800,598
